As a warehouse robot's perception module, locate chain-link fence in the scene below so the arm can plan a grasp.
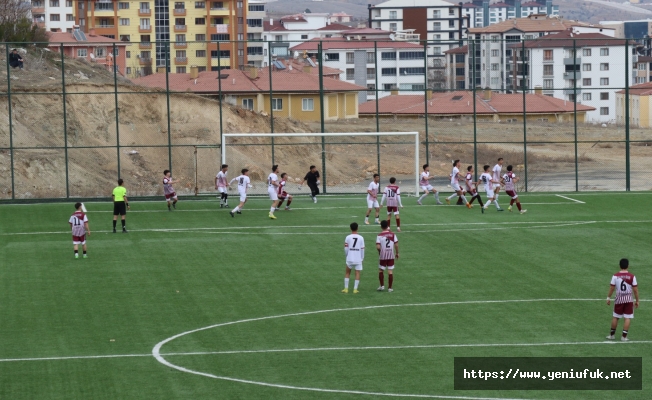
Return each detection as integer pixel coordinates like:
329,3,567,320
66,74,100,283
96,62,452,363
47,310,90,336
0,37,648,200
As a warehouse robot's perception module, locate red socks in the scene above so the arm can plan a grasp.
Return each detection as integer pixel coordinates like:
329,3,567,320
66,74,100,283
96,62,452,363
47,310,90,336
516,202,522,211
388,274,393,289
379,271,384,286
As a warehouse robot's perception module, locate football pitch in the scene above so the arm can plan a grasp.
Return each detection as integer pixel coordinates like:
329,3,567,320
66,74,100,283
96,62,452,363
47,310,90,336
0,192,650,400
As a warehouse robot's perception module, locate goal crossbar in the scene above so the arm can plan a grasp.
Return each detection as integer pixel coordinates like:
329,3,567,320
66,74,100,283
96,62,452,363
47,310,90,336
222,132,420,196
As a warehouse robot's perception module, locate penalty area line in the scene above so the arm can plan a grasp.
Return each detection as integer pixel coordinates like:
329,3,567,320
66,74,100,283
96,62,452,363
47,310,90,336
555,195,586,204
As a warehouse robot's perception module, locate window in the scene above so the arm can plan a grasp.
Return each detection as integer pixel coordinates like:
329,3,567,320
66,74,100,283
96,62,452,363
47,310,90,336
367,52,375,63
583,93,592,101
346,68,354,80
449,7,455,15
95,47,106,57
346,52,354,64
433,10,440,18
583,48,591,56
272,98,283,111
126,67,132,75
399,67,425,75
490,77,499,85
242,99,254,110
491,49,499,57
211,1,223,9
140,19,150,28
600,92,609,100
455,67,465,76
389,11,397,19
367,68,375,79
399,51,424,60
382,68,396,76
381,52,396,60
195,1,206,8
66,0,72,6
237,1,243,8
302,98,314,111
389,23,397,31
543,79,553,89
126,50,131,58
66,14,74,21
449,20,455,28
176,34,186,43
196,50,206,57
176,67,187,73
367,84,376,94
211,50,230,58
195,18,205,25
77,48,87,57
600,48,609,56
196,34,205,41
210,34,229,41
140,51,151,60
600,63,609,71
455,54,464,63
198,66,206,72
543,49,553,61
600,78,609,85
246,19,262,27
543,65,553,76
50,0,59,6
639,63,646,70
50,14,60,21
301,34,308,40
248,4,264,11
324,53,339,61
491,63,499,71
120,18,129,26
582,63,591,71
433,22,441,31
274,35,282,42
600,107,609,115
140,2,150,11
583,78,591,86
119,2,129,9
432,47,441,55
247,47,263,55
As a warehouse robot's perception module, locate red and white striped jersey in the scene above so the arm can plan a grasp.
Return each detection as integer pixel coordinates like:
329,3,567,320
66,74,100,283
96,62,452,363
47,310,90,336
503,171,516,192
376,230,398,260
384,185,400,207
216,171,228,188
465,172,474,191
611,272,637,304
163,177,175,195
277,179,288,196
69,211,87,237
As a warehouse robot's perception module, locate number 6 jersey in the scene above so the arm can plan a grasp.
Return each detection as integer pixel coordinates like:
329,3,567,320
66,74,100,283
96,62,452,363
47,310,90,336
611,271,637,304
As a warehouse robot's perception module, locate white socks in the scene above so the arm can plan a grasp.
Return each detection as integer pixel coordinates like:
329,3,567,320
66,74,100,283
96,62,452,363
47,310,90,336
270,206,275,213
344,278,350,289
354,280,360,290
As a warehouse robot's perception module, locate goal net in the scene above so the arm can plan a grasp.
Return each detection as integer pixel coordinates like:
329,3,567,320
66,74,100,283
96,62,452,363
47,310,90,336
221,132,420,196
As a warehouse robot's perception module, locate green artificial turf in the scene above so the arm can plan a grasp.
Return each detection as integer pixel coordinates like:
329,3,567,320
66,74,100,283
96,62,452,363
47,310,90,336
0,193,649,399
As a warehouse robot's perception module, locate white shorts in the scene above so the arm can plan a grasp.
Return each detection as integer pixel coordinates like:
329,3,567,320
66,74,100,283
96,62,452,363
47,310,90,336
239,192,247,202
218,187,227,194
346,262,363,271
387,210,399,215
268,189,278,201
485,190,495,198
451,183,461,192
367,199,379,208
420,185,434,192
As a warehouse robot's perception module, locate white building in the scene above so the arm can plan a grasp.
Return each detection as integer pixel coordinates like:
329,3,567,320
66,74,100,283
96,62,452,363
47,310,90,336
31,0,75,33
291,38,427,103
522,31,635,123
246,0,267,67
461,0,559,29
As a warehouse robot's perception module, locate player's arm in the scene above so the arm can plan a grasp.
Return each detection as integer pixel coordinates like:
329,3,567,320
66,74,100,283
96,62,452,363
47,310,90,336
380,192,386,206
360,246,364,261
394,241,399,259
397,194,403,208
229,177,238,185
376,242,381,254
215,176,219,188
344,242,349,256
85,221,91,235
124,195,130,209
633,286,640,308
606,284,615,305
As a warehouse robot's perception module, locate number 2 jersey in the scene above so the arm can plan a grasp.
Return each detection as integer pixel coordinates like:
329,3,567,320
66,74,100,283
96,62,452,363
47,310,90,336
344,234,365,263
611,271,637,304
376,230,398,260
69,211,88,237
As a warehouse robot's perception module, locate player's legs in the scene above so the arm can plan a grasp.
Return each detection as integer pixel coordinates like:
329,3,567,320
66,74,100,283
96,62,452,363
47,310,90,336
608,316,620,339
343,265,352,293
73,243,79,258
375,206,380,222
353,269,361,291
395,212,401,231
378,266,385,290
277,197,285,208
365,206,373,224
388,267,394,291
623,317,632,340
173,195,178,208
285,194,292,209
82,243,88,258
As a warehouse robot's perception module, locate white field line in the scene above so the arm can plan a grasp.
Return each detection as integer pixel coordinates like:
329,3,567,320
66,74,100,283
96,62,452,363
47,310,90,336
555,195,586,204
151,298,652,400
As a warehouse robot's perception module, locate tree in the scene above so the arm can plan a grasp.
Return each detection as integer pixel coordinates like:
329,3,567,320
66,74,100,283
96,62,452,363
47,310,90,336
304,8,311,13
0,0,48,44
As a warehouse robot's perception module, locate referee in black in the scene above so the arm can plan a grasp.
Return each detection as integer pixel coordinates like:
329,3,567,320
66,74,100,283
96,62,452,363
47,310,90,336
299,165,320,203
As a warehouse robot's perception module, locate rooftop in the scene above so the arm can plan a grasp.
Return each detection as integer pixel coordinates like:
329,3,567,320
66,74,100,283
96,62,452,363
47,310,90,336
617,81,652,96
372,0,456,8
290,37,423,51
444,45,468,54
48,31,127,45
469,15,606,34
513,30,631,48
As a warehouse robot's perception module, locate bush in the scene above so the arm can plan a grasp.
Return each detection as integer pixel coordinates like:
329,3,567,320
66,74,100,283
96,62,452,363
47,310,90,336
0,17,49,45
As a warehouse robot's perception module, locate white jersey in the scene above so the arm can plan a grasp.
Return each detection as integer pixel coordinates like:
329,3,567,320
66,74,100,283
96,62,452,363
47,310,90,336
376,230,398,260
344,234,365,263
367,181,379,201
451,166,460,185
267,173,278,189
611,272,637,304
480,172,494,192
419,172,430,186
502,171,516,192
492,164,502,182
235,175,250,193
216,171,228,188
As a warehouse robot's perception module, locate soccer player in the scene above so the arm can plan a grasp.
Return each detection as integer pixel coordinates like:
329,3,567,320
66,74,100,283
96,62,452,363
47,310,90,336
376,220,398,292
445,160,472,208
162,170,178,211
417,164,443,205
606,258,639,341
480,165,502,211
465,165,485,212
380,177,403,232
229,169,251,217
342,222,365,294
365,174,380,225
267,165,280,220
215,164,229,208
492,158,504,203
299,165,320,203
501,165,527,214
112,178,129,233
276,173,293,210
69,202,90,259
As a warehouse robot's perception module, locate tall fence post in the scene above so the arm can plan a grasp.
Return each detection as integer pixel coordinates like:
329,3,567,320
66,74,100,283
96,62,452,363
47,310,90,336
573,39,578,191
217,41,224,161
165,41,172,171
267,39,275,163
5,46,15,199
625,39,631,191
318,42,326,193
113,43,121,179
521,39,528,192
471,39,478,180
423,40,429,164
374,41,380,175
61,43,70,198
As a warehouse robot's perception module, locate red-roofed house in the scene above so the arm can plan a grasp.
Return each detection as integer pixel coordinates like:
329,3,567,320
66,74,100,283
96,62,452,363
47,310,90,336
330,12,353,24
359,90,595,122
132,65,365,122
48,28,129,76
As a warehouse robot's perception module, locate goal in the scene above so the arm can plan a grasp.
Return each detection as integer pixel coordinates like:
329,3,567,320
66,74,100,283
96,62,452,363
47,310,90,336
221,132,420,196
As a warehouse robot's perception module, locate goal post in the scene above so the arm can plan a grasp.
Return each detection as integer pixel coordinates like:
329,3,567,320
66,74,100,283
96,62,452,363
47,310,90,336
221,132,420,196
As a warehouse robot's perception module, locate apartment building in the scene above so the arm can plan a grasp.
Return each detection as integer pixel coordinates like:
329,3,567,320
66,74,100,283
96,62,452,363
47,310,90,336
521,31,635,123
461,0,559,29
32,0,76,32
74,0,252,78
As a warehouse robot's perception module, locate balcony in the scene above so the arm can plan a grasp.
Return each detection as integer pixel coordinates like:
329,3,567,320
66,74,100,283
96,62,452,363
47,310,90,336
542,57,554,63
139,57,152,65
210,7,230,15
211,57,231,66
173,8,186,16
175,57,188,65
139,26,152,33
563,71,581,80
563,88,581,95
174,42,188,49
32,5,45,13
94,3,114,15
138,9,151,16
563,57,581,65
139,42,152,49
174,25,187,32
